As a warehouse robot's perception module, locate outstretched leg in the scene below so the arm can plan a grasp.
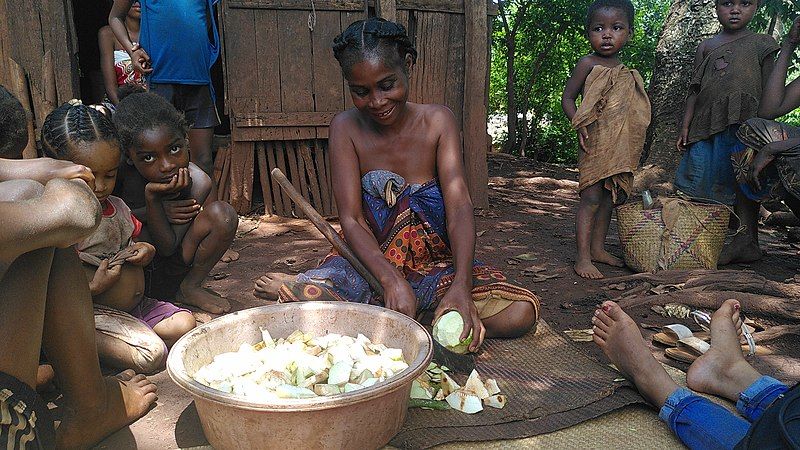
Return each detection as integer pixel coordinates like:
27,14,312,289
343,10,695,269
176,200,238,313
687,299,761,401
590,187,624,268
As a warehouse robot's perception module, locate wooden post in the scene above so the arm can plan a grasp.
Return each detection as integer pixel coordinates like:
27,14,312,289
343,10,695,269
9,60,37,159
462,0,489,208
228,141,255,213
377,0,396,21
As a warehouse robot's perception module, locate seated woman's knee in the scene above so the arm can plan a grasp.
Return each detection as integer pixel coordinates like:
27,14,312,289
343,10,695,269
133,340,167,374
500,301,539,338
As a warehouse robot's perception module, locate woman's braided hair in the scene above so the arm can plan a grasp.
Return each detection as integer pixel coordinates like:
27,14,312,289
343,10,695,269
332,18,417,75
113,92,187,155
41,100,119,161
0,84,28,159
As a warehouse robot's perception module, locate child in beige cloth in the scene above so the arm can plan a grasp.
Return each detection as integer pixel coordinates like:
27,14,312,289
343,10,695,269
561,0,651,279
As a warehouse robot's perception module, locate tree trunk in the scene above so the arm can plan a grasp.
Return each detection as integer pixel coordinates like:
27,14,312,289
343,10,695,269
641,0,719,183
505,35,518,154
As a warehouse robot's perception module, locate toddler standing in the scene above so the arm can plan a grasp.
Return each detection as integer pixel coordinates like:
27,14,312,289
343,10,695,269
562,0,651,279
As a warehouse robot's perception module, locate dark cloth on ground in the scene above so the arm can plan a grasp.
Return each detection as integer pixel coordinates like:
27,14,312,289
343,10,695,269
687,33,779,145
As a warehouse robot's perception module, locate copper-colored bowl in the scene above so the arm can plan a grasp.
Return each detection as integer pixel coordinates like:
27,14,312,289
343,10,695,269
167,302,432,450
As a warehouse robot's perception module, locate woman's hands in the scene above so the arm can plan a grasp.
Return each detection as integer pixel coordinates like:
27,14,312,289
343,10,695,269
383,278,418,318
433,284,485,353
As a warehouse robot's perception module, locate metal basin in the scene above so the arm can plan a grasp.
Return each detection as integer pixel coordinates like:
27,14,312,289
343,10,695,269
167,302,432,450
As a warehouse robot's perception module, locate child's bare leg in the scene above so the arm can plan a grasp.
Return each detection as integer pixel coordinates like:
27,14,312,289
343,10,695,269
719,191,762,265
590,187,624,267
0,179,99,274
254,272,296,300
42,249,157,449
575,183,604,279
188,127,215,178
176,201,238,313
152,311,196,347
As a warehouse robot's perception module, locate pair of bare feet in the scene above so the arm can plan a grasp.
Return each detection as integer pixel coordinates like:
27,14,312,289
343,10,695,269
57,370,158,449
575,248,625,280
592,299,762,410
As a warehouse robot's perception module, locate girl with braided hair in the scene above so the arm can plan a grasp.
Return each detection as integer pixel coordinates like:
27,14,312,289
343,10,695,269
112,92,238,315
41,100,196,373
256,18,540,348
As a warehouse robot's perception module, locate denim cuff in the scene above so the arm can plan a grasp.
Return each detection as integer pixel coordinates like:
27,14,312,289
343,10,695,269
736,375,788,422
659,387,694,422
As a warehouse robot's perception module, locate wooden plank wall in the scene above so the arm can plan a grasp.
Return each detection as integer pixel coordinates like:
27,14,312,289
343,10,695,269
0,0,79,158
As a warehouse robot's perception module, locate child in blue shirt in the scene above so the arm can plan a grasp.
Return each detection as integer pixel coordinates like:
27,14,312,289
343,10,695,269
109,0,220,176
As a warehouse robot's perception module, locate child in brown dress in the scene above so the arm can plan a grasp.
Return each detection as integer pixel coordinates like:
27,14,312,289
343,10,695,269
674,0,778,264
562,0,651,279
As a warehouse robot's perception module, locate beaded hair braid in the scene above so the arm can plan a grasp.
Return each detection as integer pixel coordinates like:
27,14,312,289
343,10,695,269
586,0,635,30
113,92,187,155
332,18,417,74
0,85,29,159
41,100,119,161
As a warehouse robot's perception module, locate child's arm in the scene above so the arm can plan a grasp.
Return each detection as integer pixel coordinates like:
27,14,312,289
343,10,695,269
328,113,418,318
677,42,707,151
759,17,800,119
143,168,192,256
434,106,484,353
109,0,152,75
561,57,594,150
98,27,120,105
123,241,156,267
86,259,122,296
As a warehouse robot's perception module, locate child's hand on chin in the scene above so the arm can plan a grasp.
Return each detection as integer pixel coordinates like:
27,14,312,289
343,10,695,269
124,242,156,267
144,167,192,197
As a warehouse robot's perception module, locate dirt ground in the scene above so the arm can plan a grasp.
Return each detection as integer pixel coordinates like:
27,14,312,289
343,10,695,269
93,153,800,448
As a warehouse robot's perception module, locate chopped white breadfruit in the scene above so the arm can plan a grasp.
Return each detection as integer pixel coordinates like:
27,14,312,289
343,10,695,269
432,311,473,354
328,361,353,385
463,370,490,399
445,391,483,414
275,384,317,399
260,327,275,348
343,383,363,393
410,380,434,399
440,372,461,397
313,384,342,396
484,394,507,409
484,378,501,396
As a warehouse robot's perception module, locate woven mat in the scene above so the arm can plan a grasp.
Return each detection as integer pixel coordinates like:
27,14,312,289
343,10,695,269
390,321,645,448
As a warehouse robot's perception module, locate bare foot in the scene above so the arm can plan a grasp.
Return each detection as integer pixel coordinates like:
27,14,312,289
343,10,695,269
254,272,296,300
591,249,625,267
592,301,679,407
687,299,761,401
575,258,604,279
221,249,240,263
176,284,231,314
718,237,763,265
56,371,157,449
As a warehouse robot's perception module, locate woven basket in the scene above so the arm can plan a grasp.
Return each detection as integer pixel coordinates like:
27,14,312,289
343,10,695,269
616,200,730,273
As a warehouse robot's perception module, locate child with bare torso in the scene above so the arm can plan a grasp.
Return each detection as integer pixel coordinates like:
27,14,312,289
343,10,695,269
256,18,540,349
562,0,651,279
113,92,238,314
41,101,196,373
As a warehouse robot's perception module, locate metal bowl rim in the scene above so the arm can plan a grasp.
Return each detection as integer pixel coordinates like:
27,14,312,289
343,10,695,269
167,302,433,411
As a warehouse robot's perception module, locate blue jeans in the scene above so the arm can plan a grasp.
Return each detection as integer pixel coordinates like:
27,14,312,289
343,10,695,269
659,376,789,449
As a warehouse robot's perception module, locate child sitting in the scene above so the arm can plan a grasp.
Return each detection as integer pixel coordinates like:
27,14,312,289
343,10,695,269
255,18,539,349
113,92,238,314
41,100,196,373
561,0,651,279
674,0,778,264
